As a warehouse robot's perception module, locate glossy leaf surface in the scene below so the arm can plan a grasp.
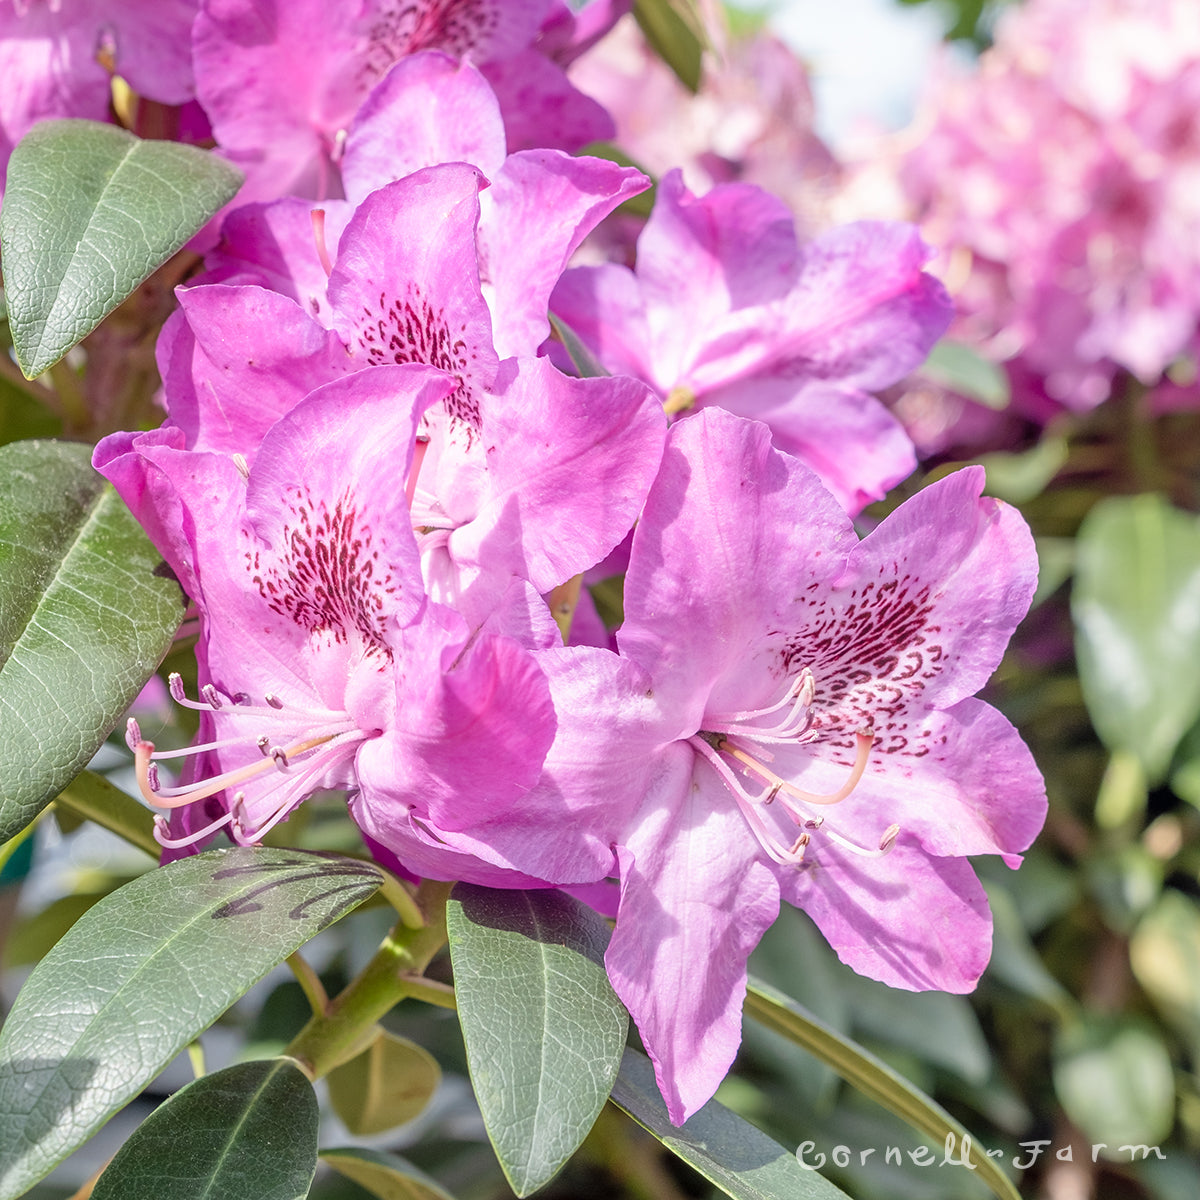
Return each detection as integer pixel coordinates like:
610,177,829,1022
611,1048,851,1200
0,847,380,1199
0,440,184,842
1,119,242,378
446,885,628,1197
90,1057,319,1200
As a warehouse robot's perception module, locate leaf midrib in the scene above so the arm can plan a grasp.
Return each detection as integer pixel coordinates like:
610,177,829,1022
21,139,141,373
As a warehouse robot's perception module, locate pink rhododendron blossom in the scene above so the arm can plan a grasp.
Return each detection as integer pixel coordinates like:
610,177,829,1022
536,408,1046,1122
95,365,596,880
551,170,952,512
201,51,646,360
153,158,665,625
193,0,612,206
0,0,198,195
880,0,1200,426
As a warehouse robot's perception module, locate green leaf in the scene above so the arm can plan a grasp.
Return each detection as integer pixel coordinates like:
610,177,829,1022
1130,889,1200,1052
1073,493,1200,783
0,847,381,1199
632,0,705,93
1,119,242,378
547,312,609,379
446,885,628,1197
743,979,1021,1200
978,435,1068,504
922,339,1010,409
54,768,158,858
1052,1016,1175,1154
2,883,137,968
0,374,61,446
0,440,185,842
327,1029,441,1136
610,1048,851,1200
321,1148,457,1200
90,1057,318,1200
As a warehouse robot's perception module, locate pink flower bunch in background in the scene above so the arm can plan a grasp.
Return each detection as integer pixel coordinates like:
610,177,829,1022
2,0,1050,1127
883,0,1200,440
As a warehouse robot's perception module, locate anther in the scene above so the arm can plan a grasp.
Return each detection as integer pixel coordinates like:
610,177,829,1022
271,746,290,769
125,718,142,753
232,453,250,481
264,693,283,709
878,823,900,852
169,673,187,702
201,684,223,708
256,735,271,755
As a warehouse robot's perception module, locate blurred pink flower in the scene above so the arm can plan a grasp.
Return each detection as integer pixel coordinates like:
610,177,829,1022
888,0,1200,427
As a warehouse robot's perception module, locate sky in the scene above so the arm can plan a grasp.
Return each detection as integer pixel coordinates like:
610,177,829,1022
737,0,953,147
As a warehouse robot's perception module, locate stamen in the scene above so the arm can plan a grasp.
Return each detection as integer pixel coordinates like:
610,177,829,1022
153,809,234,850
265,693,283,709
719,728,875,807
705,669,817,744
201,684,223,708
311,208,334,277
232,453,250,481
257,735,271,754
271,746,289,769
125,718,142,753
133,731,352,810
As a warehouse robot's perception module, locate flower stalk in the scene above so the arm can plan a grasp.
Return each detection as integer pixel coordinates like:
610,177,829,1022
284,879,454,1079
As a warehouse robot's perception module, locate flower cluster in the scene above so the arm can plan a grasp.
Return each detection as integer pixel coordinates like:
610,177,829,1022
884,0,1200,438
7,0,1047,1124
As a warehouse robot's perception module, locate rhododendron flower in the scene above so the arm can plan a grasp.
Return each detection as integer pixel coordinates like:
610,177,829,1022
551,170,952,511
192,0,612,206
535,408,1046,1122
200,51,646,360
154,157,665,622
96,365,583,876
881,0,1200,424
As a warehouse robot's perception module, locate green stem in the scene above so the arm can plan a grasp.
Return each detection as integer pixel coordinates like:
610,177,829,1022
284,879,454,1078
286,950,329,1016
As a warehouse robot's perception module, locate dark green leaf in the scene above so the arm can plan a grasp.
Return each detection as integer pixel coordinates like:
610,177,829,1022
632,0,705,93
446,885,628,1197
1052,1016,1175,1153
1073,494,1200,783
91,1057,318,1200
2,884,136,968
0,441,185,842
743,979,1021,1200
327,1030,441,1136
0,847,381,1199
321,1148,457,1200
610,1048,851,1200
1,119,242,377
